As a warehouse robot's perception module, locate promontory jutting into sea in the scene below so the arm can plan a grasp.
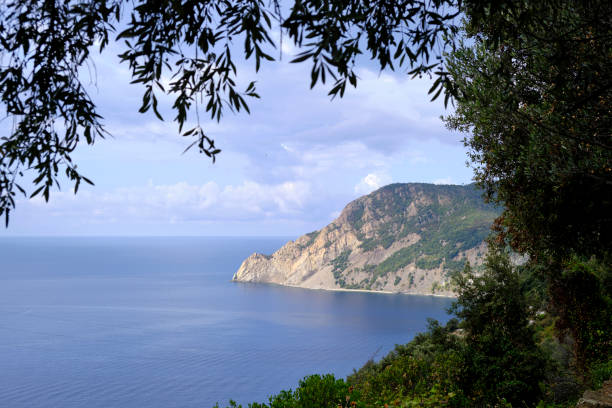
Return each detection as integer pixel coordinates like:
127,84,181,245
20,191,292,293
235,183,499,297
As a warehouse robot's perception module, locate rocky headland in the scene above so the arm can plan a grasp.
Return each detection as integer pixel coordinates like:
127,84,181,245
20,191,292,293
233,183,500,296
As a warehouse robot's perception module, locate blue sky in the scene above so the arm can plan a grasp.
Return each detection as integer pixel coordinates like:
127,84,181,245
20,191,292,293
3,38,473,236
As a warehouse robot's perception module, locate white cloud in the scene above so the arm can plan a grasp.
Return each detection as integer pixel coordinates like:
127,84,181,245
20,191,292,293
203,60,457,162
354,172,392,195
18,179,313,225
269,30,299,56
288,142,387,177
280,143,295,153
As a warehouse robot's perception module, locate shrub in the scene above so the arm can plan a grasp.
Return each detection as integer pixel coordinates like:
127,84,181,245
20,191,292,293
451,250,548,406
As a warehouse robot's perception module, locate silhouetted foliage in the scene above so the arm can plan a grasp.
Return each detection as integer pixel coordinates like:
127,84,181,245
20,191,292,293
0,0,464,224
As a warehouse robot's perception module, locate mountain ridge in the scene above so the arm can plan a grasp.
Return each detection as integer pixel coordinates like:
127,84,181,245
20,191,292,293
233,183,500,296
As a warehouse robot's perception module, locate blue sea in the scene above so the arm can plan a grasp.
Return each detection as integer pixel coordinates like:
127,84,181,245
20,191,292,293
0,237,454,408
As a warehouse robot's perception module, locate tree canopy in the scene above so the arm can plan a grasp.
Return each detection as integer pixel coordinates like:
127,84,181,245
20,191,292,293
443,0,612,375
444,0,612,259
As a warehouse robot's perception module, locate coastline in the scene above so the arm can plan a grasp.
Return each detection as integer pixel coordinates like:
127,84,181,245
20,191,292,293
231,279,458,299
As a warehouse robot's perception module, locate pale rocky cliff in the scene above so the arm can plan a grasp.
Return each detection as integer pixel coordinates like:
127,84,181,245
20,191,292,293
233,183,499,296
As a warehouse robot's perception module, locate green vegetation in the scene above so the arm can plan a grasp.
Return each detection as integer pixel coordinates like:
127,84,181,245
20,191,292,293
446,3,611,261
298,231,320,249
212,374,356,408
449,253,548,406
346,204,366,231
430,281,440,293
330,249,352,286
445,0,612,386
548,257,612,374
347,184,498,287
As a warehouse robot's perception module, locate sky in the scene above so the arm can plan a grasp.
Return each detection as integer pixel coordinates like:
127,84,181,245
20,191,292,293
2,35,474,237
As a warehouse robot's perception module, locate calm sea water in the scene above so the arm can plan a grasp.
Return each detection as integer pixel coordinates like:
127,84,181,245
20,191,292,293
0,237,454,408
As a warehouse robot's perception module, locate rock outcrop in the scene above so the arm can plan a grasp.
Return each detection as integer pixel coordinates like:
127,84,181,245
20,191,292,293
234,183,500,296
576,380,612,407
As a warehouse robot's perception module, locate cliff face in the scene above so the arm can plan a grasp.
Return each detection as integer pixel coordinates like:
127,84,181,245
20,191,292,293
233,183,500,296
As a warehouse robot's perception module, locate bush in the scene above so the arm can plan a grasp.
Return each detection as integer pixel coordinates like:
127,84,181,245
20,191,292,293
214,374,357,408
589,359,612,390
548,256,612,375
451,250,549,406
348,319,469,407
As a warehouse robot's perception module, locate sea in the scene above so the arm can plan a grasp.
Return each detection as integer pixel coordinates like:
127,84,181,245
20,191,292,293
0,236,454,408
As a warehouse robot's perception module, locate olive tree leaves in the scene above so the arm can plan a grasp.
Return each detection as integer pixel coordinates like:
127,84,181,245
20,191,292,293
116,0,274,162
283,0,460,101
445,1,612,258
0,0,275,224
0,0,120,226
0,0,463,225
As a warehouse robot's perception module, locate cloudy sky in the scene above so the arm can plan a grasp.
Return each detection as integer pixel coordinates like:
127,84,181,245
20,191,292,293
2,37,473,236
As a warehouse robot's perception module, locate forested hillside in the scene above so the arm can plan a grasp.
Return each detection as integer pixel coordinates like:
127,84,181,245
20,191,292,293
235,183,499,296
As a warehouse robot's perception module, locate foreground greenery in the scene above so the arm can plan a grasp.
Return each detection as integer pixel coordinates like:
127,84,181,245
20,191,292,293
444,0,612,379
215,249,611,408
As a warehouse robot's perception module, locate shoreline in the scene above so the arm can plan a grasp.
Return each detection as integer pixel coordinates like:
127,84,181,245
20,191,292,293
231,279,458,299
